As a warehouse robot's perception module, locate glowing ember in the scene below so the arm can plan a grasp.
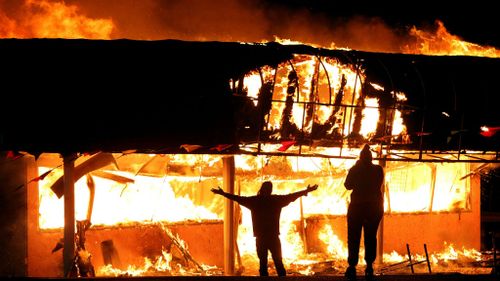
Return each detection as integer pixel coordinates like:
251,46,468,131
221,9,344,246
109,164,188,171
383,242,485,274
98,249,173,277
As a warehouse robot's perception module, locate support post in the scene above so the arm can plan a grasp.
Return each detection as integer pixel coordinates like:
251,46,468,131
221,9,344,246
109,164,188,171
376,154,386,266
63,154,76,277
222,156,235,275
429,165,437,212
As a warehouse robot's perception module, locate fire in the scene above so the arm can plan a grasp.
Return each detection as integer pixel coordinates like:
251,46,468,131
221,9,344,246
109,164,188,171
10,0,492,276
391,92,407,138
384,161,469,213
382,242,485,274
98,249,173,277
231,53,410,143
231,54,374,139
273,36,308,46
403,20,500,58
97,222,219,277
240,71,263,106
272,36,332,50
38,166,221,229
359,98,379,138
0,0,114,39
36,151,478,276
318,224,348,258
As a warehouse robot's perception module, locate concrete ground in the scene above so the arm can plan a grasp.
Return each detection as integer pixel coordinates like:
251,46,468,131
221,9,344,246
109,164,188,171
9,273,500,281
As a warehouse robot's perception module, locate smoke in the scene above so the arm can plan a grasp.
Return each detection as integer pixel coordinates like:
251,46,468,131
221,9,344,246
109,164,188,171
0,0,417,53
72,0,410,52
0,0,24,37
65,0,272,41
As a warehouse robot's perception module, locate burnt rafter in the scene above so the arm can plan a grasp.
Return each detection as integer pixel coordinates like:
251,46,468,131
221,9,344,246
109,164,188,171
311,74,347,141
304,60,320,129
0,39,498,161
279,69,301,140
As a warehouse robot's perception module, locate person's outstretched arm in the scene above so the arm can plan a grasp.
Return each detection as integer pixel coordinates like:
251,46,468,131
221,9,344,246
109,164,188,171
211,186,246,205
285,184,318,202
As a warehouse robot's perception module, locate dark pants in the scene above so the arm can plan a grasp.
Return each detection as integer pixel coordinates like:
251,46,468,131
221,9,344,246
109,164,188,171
256,236,286,276
347,202,384,267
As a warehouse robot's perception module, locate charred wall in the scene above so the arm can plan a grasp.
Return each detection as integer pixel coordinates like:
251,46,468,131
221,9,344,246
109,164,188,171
0,153,31,276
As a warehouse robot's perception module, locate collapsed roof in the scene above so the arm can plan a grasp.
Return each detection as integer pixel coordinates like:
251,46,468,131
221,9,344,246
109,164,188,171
0,39,498,157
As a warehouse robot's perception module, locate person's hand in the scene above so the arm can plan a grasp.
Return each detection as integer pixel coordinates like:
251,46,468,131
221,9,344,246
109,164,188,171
307,184,318,192
211,186,224,195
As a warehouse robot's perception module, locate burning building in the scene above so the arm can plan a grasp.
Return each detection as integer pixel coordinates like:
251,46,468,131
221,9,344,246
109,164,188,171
0,1,499,278
0,38,499,278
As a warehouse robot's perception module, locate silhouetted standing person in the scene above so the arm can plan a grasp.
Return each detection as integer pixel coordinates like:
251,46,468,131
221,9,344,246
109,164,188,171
344,144,384,281
211,181,318,276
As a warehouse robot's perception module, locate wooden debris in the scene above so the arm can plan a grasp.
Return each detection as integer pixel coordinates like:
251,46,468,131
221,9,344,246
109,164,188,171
157,222,204,272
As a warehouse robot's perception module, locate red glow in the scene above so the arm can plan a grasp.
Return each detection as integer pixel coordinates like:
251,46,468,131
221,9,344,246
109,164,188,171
480,126,500,137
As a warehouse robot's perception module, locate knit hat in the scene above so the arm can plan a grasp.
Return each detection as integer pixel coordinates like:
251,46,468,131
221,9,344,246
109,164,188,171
258,181,273,196
360,144,372,162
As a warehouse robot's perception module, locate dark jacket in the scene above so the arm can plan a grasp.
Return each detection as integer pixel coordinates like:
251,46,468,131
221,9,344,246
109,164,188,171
221,190,308,238
344,160,384,205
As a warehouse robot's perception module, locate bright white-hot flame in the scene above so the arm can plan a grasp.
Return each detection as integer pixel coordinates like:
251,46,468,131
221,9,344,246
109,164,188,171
273,36,304,45
391,92,408,140
38,168,220,229
318,224,348,258
370,83,385,91
385,162,469,213
290,157,322,173
272,36,325,49
391,109,406,136
383,250,406,263
243,72,262,106
360,98,379,137
394,92,407,102
262,55,364,134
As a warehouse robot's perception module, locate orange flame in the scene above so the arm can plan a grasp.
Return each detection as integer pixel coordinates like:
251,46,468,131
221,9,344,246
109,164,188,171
0,0,114,39
403,20,500,58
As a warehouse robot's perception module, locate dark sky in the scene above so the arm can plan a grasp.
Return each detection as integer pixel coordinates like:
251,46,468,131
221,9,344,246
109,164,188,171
264,0,500,48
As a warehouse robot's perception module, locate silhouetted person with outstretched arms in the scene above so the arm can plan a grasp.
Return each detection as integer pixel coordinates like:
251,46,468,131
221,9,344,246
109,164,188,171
344,144,384,281
211,181,318,276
